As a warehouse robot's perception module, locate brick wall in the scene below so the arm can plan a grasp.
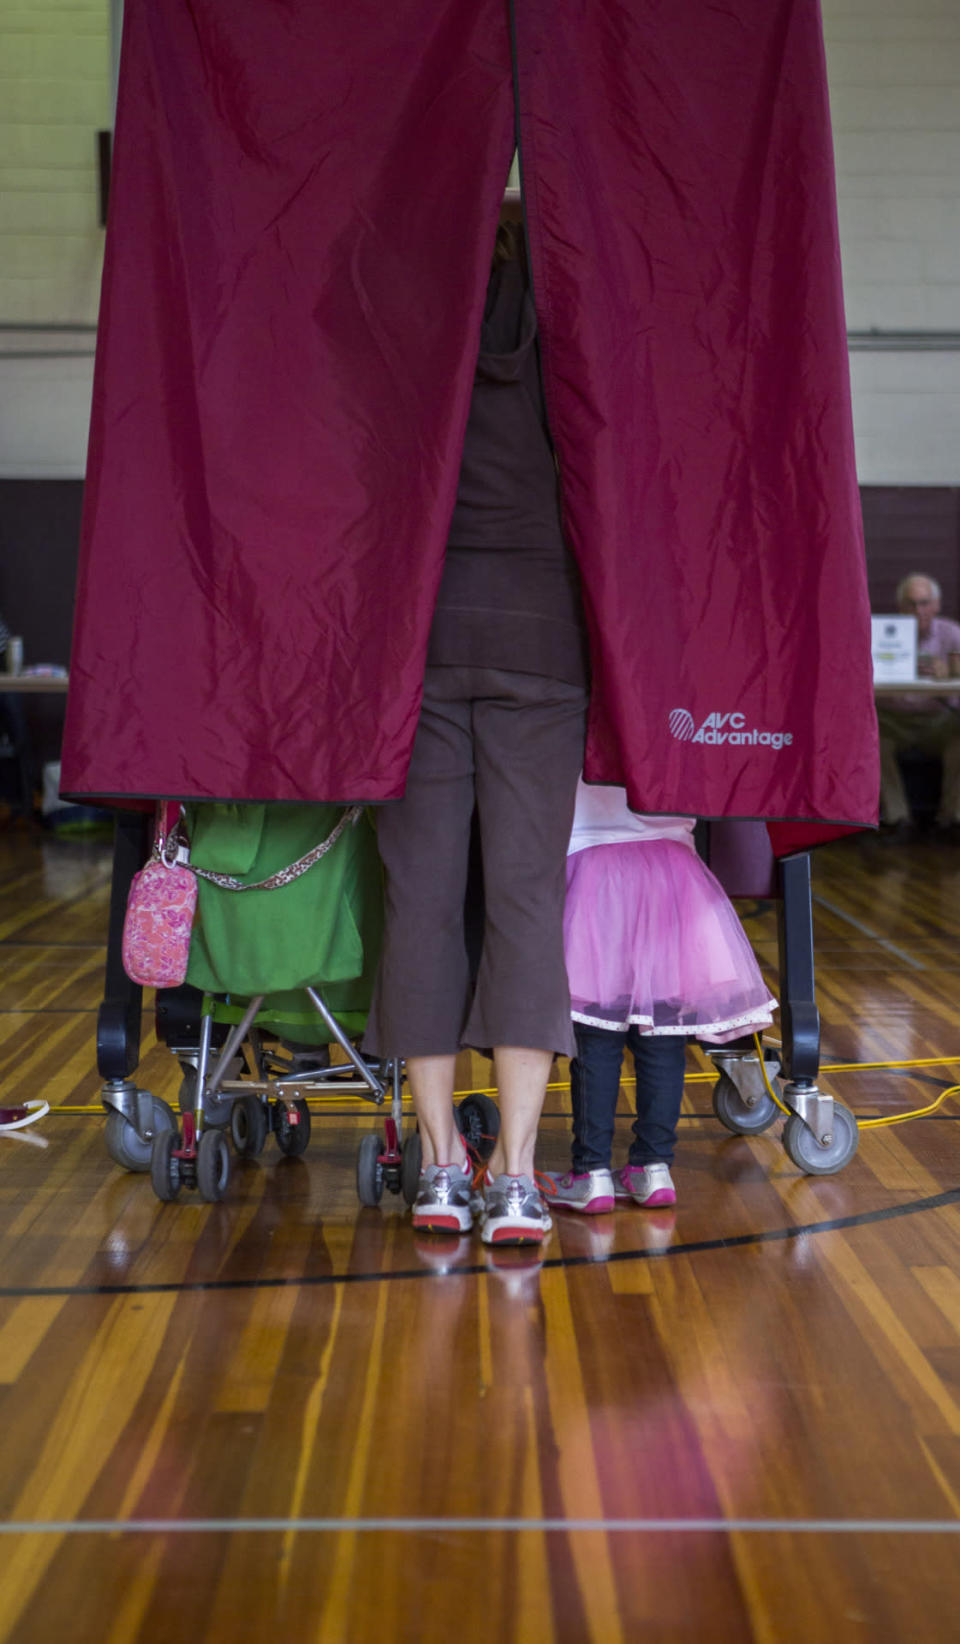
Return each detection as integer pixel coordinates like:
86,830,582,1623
860,486,960,614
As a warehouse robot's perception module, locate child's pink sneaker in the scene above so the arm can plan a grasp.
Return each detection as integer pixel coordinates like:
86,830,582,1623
614,1163,676,1208
541,1169,615,1214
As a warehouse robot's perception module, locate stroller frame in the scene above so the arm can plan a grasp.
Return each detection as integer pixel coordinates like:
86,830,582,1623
98,810,412,1203
147,986,406,1204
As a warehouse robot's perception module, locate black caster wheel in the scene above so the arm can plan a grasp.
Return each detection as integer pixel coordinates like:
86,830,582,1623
455,1092,500,1160
401,1131,422,1206
274,1099,311,1157
230,1095,268,1157
712,1071,780,1136
197,1127,231,1202
104,1096,176,1172
782,1103,859,1176
357,1132,384,1207
150,1129,182,1202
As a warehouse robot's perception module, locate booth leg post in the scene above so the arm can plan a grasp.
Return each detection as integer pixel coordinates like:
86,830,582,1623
776,852,821,1086
97,809,151,1081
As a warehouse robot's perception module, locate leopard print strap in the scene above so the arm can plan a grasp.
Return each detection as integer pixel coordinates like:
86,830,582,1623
182,805,363,892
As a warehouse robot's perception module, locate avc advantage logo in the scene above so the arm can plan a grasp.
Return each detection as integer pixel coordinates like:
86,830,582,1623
668,708,793,751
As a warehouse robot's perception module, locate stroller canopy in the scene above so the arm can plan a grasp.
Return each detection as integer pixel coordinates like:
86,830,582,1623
62,0,878,844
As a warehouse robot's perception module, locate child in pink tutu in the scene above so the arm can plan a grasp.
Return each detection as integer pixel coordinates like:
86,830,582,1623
543,778,776,1214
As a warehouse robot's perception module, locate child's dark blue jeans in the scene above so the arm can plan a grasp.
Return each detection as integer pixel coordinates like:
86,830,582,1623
570,1023,686,1172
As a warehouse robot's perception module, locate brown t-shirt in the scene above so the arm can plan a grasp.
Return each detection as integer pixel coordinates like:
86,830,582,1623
427,258,588,686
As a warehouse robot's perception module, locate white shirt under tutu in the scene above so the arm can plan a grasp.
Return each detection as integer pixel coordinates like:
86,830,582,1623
568,778,695,855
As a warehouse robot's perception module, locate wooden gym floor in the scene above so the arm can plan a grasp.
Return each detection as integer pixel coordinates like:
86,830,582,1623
1,823,960,1642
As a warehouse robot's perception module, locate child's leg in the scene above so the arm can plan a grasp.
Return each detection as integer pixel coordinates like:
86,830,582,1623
570,1023,627,1172
625,1030,686,1167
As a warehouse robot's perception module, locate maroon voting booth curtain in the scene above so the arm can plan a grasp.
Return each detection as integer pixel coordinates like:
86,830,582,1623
62,0,878,846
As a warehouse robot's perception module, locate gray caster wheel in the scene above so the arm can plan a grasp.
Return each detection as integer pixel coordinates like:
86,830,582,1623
274,1099,311,1157
150,1129,182,1202
712,1071,779,1136
782,1103,859,1176
357,1132,384,1207
401,1131,422,1206
455,1092,500,1160
230,1095,268,1157
197,1127,231,1202
104,1096,176,1172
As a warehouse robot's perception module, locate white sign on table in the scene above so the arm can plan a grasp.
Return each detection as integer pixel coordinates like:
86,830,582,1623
871,614,917,683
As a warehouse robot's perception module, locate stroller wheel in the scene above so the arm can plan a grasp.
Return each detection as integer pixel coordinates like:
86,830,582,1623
401,1132,422,1206
197,1128,231,1202
230,1096,268,1158
455,1093,500,1161
782,1103,859,1176
357,1133,384,1207
275,1099,311,1157
150,1130,182,1202
712,1072,779,1136
105,1096,176,1173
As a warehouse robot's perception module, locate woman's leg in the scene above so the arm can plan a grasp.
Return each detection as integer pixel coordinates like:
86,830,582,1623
406,1049,473,1232
405,1054,461,1169
362,671,478,1180
363,673,475,1063
485,1045,554,1179
626,1028,686,1166
465,672,587,1140
570,1023,626,1173
466,674,586,1056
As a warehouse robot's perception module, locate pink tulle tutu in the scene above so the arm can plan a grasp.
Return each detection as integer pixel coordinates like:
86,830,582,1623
564,840,776,1038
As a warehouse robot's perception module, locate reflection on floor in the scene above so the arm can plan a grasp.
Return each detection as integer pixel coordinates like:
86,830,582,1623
1,824,959,1642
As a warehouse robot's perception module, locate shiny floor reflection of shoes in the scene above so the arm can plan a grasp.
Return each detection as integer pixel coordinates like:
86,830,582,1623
483,1243,544,1298
556,1214,616,1262
638,1208,678,1252
411,1230,474,1275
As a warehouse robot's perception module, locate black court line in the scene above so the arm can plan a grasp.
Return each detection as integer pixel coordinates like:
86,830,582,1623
1,1187,957,1302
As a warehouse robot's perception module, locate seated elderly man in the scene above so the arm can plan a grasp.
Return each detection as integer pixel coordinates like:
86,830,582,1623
878,573,960,841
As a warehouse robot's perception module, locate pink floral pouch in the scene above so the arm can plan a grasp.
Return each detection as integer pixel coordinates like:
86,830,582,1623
121,849,197,988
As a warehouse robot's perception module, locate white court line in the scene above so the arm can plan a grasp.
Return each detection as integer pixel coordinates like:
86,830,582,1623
0,1518,958,1535
812,894,927,971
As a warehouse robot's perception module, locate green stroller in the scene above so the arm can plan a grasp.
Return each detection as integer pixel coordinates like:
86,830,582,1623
148,800,411,1205
147,801,498,1205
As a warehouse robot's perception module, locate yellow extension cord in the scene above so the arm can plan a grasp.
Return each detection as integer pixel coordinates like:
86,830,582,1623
446,1043,960,1132
750,1034,960,1129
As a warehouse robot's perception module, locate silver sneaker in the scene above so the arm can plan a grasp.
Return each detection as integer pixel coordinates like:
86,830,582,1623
480,1173,552,1246
541,1168,615,1215
411,1162,474,1233
614,1162,677,1207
